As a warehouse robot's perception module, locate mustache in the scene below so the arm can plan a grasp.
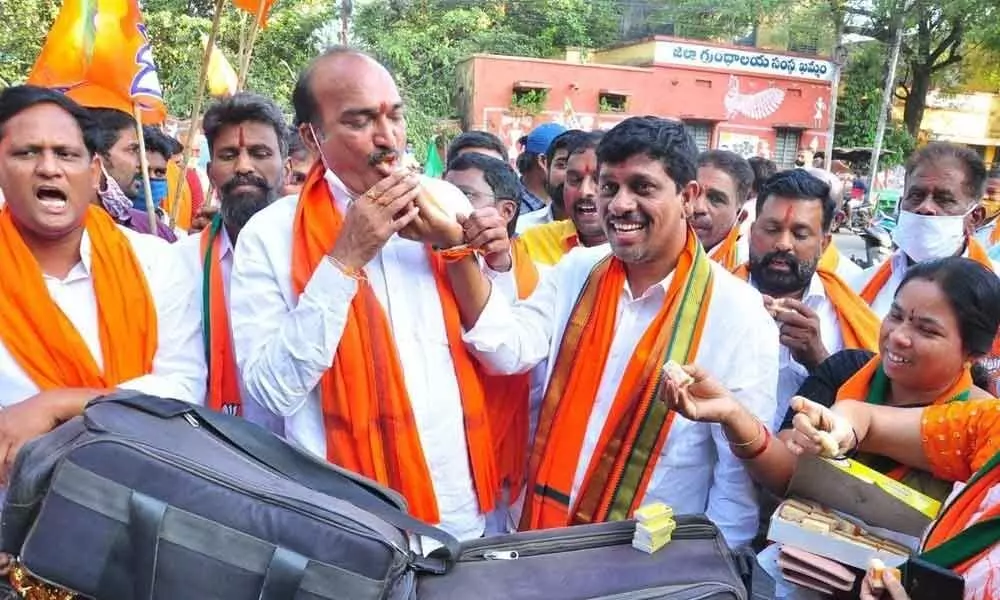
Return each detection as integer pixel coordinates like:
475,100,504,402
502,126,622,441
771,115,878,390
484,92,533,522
221,173,271,196
760,250,802,270
605,210,648,225
368,148,399,167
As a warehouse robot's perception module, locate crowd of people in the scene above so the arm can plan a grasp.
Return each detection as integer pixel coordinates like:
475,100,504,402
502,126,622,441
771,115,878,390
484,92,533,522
1,44,1000,599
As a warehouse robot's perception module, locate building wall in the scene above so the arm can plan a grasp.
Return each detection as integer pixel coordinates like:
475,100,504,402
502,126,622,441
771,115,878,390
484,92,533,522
459,37,835,167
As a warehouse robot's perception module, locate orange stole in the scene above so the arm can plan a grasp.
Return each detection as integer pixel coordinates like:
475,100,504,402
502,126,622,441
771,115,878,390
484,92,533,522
484,238,540,493
818,245,839,273
708,226,741,271
290,163,498,523
0,205,156,389
200,217,241,415
836,355,971,481
860,239,994,305
731,264,879,353
521,230,713,530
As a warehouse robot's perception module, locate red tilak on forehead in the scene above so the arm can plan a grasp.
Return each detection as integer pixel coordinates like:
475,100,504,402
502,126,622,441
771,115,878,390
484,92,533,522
237,125,246,148
782,205,794,227
378,102,391,114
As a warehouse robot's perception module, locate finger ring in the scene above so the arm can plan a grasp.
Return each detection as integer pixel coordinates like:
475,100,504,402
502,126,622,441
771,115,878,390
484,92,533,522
363,191,377,203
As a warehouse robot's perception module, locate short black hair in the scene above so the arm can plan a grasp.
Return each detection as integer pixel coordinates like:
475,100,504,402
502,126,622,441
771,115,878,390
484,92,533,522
748,156,777,197
546,129,586,166
447,131,509,165
516,151,542,175
567,131,603,159
286,125,308,157
142,126,175,160
203,92,289,158
756,169,836,232
446,152,521,236
0,86,97,154
596,116,698,192
292,46,368,127
89,107,137,156
697,150,755,204
900,257,1000,355
906,141,987,200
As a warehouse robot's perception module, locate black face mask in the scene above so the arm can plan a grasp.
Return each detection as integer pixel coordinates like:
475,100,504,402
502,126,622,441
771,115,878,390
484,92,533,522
749,249,818,296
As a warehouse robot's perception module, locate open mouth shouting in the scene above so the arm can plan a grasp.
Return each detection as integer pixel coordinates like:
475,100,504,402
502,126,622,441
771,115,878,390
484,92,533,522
35,185,69,214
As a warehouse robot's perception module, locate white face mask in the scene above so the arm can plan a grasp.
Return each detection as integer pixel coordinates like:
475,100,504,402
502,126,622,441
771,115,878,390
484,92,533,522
891,209,970,263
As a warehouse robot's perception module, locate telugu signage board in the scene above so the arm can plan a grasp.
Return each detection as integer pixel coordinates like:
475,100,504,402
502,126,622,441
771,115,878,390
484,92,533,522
654,40,834,83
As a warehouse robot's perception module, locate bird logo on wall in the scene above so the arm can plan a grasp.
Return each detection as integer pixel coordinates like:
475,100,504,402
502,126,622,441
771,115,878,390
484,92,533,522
724,76,785,120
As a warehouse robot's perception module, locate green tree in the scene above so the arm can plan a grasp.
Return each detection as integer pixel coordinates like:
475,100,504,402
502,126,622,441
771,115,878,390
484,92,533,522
0,0,335,116
834,43,914,165
351,0,621,159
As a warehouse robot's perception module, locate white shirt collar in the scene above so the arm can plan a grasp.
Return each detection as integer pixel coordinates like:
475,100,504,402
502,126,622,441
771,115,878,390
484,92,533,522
219,226,234,263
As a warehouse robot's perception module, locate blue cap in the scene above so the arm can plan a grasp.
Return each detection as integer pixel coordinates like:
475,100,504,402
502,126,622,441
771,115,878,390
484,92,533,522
525,122,568,155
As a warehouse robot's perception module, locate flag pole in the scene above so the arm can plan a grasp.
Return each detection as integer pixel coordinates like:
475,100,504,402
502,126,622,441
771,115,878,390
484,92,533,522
169,0,225,227
237,1,267,90
133,104,158,234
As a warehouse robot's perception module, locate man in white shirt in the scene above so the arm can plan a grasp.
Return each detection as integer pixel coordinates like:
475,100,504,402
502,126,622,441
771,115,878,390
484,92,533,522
0,85,205,472
230,47,514,545
850,142,997,318
690,150,754,270
175,93,287,433
734,169,879,425
443,116,779,548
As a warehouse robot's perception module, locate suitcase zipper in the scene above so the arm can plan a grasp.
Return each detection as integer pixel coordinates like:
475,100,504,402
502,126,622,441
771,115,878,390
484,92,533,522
594,581,743,600
461,522,717,561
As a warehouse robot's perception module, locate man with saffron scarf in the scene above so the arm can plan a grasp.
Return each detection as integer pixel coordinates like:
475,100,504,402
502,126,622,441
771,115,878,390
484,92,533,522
445,152,541,532
445,116,779,548
731,169,880,425
0,86,206,470
689,149,754,270
851,143,998,317
230,48,516,547
175,93,287,435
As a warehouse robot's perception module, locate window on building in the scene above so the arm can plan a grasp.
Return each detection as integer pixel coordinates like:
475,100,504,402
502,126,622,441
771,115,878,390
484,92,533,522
774,128,802,169
683,121,713,152
598,91,629,113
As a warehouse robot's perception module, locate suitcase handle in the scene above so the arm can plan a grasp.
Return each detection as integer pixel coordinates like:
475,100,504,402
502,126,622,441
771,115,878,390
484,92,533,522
91,393,462,568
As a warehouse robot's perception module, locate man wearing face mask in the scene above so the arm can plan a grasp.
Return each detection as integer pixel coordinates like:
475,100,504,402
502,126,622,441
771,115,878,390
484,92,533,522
89,108,176,241
230,48,519,547
731,169,879,422
689,150,754,270
175,93,288,435
445,116,779,549
851,142,997,318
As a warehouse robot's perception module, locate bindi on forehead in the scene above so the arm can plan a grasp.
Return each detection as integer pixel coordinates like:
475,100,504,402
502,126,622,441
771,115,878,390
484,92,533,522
782,204,794,227
238,125,246,148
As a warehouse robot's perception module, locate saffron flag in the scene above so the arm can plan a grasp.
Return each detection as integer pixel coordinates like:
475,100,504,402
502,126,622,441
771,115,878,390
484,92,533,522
231,0,275,27
28,0,167,124
205,37,238,98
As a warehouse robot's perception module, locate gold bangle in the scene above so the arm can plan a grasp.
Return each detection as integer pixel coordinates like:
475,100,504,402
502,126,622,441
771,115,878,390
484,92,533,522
724,418,763,448
325,255,366,282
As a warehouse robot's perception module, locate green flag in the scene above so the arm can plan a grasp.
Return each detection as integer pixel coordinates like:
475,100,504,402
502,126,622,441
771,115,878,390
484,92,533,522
424,137,444,178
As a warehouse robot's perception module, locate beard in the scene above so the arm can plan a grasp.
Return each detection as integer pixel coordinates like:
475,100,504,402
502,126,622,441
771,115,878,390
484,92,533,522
749,249,818,296
219,173,278,234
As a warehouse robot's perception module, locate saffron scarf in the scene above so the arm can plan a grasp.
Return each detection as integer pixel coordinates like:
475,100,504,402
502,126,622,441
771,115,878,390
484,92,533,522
484,238,540,492
709,225,741,271
521,229,714,530
836,355,970,482
200,214,241,415
817,244,840,273
859,239,993,305
290,163,498,523
732,264,880,352
0,205,157,389
921,448,1000,575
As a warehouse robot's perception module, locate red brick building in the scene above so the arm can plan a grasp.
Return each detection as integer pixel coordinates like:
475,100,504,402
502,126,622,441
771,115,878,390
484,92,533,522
455,36,835,168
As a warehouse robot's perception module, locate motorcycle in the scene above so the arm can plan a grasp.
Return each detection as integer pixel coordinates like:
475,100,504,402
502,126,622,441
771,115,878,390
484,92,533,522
856,210,896,269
